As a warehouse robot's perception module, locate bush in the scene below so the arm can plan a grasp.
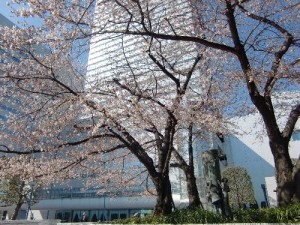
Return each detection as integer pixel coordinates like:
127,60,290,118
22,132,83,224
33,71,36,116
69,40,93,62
232,204,300,223
110,203,300,224
111,208,225,224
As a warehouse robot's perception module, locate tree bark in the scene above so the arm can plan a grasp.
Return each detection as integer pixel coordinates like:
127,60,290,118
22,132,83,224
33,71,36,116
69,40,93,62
293,159,300,202
186,170,202,208
253,99,298,206
185,124,202,208
172,152,203,208
250,96,298,206
11,200,23,220
153,174,174,215
270,139,296,207
108,113,177,215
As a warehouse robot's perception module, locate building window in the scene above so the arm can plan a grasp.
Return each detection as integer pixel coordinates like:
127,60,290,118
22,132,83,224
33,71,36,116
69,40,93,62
109,210,128,221
55,211,71,222
110,211,119,221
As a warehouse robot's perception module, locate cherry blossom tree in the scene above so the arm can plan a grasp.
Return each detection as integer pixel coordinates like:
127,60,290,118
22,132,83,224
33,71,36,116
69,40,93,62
0,0,229,215
1,0,298,214
81,37,227,213
0,36,224,214
84,0,299,207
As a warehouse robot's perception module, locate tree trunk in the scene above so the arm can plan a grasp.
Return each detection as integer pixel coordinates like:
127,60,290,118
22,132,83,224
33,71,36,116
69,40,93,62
11,201,23,220
185,123,202,208
186,171,203,208
270,140,295,207
172,149,203,209
224,0,299,207
293,159,300,202
153,174,174,215
250,98,299,207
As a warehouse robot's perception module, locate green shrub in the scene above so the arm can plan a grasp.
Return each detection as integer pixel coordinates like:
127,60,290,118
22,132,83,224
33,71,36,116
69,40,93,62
232,204,300,223
110,203,300,224
111,208,224,224
168,208,224,224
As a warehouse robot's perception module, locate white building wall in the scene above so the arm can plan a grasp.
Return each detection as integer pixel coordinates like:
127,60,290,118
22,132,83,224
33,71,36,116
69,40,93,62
265,176,277,207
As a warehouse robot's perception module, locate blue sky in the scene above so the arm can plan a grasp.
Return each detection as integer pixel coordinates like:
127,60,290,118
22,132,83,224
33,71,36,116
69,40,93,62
0,0,41,26
0,1,16,22
0,0,89,65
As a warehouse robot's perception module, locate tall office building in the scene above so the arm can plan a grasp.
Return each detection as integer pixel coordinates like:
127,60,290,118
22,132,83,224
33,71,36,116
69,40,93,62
86,0,197,86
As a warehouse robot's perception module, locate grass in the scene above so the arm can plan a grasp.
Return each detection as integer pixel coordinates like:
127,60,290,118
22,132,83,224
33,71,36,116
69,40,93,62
110,203,300,224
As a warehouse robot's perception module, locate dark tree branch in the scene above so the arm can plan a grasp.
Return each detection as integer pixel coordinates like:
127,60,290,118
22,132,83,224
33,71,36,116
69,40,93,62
10,46,80,97
187,123,194,169
282,104,300,139
76,0,96,26
35,143,128,179
121,36,140,90
224,0,261,99
95,30,237,54
237,4,292,36
148,52,180,88
182,54,202,94
132,0,149,33
0,145,41,155
164,18,178,36
104,118,158,179
237,4,294,97
172,149,189,172
112,78,177,122
161,115,177,176
57,134,118,148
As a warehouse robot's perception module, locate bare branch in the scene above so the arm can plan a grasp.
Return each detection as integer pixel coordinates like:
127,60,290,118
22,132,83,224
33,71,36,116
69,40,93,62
57,134,117,148
282,104,300,139
237,4,294,96
182,54,202,94
0,145,41,155
224,0,260,98
95,30,237,54
172,149,188,172
148,51,180,88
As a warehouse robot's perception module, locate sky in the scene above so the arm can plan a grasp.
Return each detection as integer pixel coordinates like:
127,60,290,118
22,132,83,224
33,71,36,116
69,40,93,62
0,0,89,64
0,0,20,24
0,0,41,27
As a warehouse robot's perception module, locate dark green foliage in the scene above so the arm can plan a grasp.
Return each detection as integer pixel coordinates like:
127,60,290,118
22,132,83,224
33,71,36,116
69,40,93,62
232,204,300,223
111,208,224,224
110,204,300,224
0,176,26,206
0,176,27,220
